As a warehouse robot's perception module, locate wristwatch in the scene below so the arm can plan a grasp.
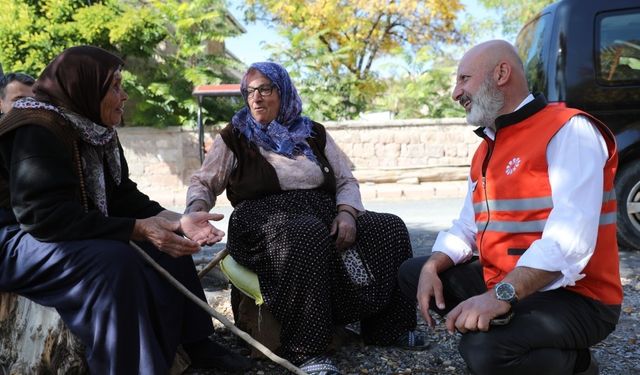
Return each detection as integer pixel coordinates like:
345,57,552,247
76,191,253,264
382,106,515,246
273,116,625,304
494,281,518,306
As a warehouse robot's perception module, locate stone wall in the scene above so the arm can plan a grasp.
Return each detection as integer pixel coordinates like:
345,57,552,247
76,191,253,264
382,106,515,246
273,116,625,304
118,118,479,207
324,118,478,170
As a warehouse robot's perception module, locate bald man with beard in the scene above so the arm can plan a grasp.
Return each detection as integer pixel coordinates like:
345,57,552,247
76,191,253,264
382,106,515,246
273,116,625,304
398,40,621,375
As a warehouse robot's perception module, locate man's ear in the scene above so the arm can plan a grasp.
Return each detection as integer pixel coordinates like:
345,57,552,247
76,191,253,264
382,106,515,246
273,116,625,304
494,61,512,86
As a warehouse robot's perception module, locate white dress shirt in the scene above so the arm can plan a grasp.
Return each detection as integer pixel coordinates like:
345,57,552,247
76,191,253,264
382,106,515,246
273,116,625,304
433,94,609,290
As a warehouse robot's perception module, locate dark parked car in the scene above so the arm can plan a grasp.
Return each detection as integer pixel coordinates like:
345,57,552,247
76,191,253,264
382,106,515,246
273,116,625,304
515,0,640,249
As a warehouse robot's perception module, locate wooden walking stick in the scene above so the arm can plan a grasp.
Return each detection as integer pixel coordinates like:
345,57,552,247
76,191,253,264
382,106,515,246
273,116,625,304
197,247,229,279
130,241,307,375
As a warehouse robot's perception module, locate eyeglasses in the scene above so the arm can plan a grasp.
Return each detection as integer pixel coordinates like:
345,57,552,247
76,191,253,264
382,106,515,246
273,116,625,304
245,84,276,99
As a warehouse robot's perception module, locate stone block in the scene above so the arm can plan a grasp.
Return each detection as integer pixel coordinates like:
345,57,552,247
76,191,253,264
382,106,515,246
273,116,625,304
393,131,413,144
444,131,466,143
146,190,179,207
337,130,358,143
127,161,144,176
156,139,170,148
359,184,378,201
426,145,445,158
158,149,180,163
375,184,403,200
353,143,374,157
379,131,395,144
358,132,377,143
426,157,441,166
144,162,172,175
433,181,468,198
403,144,425,158
456,144,469,157
400,184,437,200
339,143,354,158
383,143,400,157
397,177,420,184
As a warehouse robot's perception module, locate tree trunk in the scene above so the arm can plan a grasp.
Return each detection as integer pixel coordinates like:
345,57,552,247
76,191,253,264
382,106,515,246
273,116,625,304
0,293,86,374
0,293,191,374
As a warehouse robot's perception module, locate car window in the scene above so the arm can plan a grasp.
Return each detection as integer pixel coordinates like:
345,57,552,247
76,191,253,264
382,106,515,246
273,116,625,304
597,9,640,86
516,13,550,93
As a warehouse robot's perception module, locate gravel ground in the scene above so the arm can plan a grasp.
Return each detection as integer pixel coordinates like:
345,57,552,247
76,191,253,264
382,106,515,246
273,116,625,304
189,226,640,375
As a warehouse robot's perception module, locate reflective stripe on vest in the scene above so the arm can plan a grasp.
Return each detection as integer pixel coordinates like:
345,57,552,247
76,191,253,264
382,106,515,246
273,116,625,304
475,189,616,232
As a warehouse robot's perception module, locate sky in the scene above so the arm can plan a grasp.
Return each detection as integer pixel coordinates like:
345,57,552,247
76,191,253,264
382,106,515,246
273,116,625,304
224,0,504,67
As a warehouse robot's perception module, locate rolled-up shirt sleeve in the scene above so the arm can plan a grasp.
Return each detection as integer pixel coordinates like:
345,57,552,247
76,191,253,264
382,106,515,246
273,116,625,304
516,115,608,290
324,132,365,213
185,135,235,211
432,176,477,264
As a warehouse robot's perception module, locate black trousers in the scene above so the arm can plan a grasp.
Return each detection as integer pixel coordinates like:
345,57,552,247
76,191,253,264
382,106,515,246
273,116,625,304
398,256,620,375
0,223,214,375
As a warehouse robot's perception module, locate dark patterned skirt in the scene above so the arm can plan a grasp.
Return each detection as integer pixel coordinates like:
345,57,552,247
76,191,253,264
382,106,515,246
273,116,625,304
227,189,416,362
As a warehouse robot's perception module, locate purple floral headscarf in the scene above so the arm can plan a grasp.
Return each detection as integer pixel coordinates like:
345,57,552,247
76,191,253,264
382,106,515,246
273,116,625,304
231,62,317,163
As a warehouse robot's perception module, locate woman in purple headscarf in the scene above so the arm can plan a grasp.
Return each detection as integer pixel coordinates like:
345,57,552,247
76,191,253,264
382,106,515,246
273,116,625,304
0,46,252,374
187,62,426,374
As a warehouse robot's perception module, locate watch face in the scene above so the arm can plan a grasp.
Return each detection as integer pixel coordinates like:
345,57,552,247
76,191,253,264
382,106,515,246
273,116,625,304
496,282,515,300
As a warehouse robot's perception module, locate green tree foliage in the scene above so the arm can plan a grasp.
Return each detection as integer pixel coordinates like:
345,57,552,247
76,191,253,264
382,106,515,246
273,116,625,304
246,0,464,120
479,0,555,36
0,0,242,126
372,47,465,119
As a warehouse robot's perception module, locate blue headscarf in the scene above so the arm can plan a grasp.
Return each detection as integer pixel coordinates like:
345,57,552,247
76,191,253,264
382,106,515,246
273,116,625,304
231,62,317,163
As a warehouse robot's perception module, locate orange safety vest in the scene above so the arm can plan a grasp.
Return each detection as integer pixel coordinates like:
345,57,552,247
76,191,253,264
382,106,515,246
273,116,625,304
470,104,622,305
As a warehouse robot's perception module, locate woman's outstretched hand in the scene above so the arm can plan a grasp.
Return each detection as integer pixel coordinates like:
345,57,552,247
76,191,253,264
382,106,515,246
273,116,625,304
180,212,225,246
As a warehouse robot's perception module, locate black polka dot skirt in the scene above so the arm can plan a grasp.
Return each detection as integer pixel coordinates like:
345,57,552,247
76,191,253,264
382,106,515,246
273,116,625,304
227,189,416,363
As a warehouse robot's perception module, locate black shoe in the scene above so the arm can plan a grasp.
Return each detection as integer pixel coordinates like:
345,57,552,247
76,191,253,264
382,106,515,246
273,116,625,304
183,337,254,373
394,330,430,351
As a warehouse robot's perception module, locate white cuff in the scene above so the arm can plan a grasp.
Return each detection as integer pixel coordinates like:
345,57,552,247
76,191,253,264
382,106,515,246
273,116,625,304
432,231,474,265
516,239,588,290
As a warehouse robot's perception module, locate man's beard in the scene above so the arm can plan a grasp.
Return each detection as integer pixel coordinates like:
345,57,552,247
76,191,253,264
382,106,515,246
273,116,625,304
463,76,504,129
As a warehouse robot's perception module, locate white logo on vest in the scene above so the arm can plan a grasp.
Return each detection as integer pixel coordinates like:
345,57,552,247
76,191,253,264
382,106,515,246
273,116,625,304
505,157,521,175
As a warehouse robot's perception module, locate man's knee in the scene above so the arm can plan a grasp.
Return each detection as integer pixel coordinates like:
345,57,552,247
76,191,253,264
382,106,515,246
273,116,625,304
87,240,146,285
459,332,514,375
397,256,428,301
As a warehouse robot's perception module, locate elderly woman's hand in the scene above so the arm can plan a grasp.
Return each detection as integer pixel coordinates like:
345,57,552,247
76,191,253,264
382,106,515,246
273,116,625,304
330,206,358,251
180,212,225,246
133,217,201,257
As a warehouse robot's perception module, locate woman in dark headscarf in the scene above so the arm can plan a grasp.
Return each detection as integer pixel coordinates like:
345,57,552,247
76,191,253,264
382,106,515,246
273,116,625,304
186,62,426,375
0,46,252,374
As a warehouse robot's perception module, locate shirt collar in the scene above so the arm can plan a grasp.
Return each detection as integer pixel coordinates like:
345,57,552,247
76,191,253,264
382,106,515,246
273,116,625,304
475,93,545,140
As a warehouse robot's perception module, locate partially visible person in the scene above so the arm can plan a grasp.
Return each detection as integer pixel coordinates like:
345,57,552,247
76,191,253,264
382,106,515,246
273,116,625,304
186,62,425,375
0,46,252,374
399,40,621,375
0,72,35,116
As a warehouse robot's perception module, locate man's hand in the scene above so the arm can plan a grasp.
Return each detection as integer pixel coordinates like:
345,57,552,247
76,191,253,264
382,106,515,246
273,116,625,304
445,291,511,334
180,212,225,246
417,264,446,327
416,252,455,327
133,217,200,257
